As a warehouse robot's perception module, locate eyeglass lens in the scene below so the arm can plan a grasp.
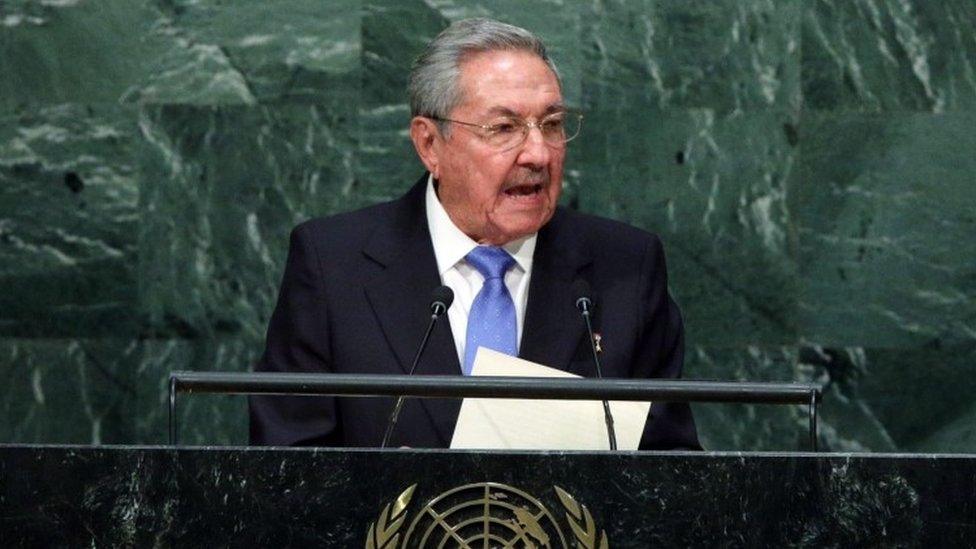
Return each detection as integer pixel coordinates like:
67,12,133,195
486,114,581,149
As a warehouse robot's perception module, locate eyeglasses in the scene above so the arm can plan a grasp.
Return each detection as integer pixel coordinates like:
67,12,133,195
430,110,583,151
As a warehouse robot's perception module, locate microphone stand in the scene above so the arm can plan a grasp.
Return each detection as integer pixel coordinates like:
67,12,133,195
380,299,448,448
576,295,618,451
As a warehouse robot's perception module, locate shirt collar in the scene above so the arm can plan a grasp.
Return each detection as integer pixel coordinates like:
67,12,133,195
425,174,536,275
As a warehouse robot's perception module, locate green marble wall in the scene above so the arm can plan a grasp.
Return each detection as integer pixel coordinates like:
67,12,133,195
2,0,974,451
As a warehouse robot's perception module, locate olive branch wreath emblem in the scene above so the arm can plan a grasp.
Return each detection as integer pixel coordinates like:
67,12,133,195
365,483,609,548
554,486,609,549
366,484,416,549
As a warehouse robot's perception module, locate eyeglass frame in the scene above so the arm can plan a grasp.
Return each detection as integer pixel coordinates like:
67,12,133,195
427,109,583,151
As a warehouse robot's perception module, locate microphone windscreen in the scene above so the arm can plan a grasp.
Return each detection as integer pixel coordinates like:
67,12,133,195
571,278,592,301
430,285,455,310
572,278,593,312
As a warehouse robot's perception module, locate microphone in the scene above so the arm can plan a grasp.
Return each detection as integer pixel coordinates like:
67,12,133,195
429,285,453,319
381,285,454,448
572,279,618,451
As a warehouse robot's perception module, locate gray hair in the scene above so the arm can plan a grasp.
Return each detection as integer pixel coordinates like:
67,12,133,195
408,18,560,130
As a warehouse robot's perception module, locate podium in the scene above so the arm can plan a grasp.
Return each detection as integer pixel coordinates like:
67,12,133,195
4,373,970,545
2,445,975,546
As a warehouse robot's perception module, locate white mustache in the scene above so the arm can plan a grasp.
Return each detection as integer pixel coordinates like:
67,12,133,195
504,170,548,189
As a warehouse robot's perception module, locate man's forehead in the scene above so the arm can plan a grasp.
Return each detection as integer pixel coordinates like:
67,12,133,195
456,50,563,116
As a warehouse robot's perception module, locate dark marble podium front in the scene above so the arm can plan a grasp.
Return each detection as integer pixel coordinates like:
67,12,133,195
1,445,974,547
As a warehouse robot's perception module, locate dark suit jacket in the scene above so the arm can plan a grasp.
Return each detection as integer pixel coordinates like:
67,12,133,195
249,175,700,450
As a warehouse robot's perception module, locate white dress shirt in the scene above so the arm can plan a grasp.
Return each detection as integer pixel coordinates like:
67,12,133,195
425,176,536,369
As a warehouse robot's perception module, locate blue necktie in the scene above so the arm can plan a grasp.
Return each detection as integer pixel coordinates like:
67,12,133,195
464,246,517,375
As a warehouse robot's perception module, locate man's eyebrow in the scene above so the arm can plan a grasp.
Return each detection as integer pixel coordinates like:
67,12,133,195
483,103,567,117
484,106,521,117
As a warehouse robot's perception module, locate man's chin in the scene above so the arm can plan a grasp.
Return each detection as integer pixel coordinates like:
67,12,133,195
483,212,552,245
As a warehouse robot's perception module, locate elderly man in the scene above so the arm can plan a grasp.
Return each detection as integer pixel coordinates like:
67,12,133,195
249,18,700,450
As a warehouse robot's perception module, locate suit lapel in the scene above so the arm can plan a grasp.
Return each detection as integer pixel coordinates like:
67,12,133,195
519,209,593,376
362,177,462,445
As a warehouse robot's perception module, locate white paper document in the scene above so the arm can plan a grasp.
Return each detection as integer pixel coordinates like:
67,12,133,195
449,348,652,450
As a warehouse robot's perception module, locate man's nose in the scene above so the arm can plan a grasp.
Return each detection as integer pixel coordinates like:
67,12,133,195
515,125,551,167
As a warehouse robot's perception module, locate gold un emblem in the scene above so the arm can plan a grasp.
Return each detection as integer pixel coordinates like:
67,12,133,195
366,482,609,548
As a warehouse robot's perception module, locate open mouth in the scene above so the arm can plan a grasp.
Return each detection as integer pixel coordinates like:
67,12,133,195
503,183,544,197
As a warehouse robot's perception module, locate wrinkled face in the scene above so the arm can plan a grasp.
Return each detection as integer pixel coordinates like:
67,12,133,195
432,50,565,245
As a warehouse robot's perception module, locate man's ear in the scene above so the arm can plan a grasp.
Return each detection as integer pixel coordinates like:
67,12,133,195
410,116,442,178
